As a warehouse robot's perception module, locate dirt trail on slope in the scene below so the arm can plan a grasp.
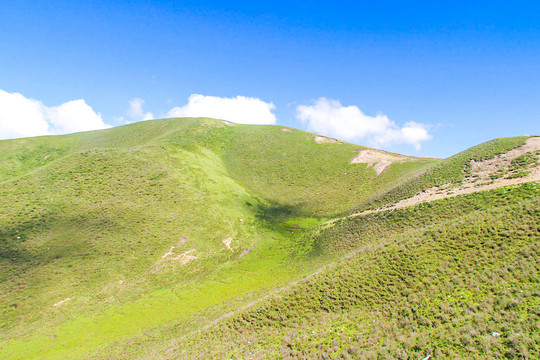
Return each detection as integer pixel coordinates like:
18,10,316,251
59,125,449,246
342,136,540,220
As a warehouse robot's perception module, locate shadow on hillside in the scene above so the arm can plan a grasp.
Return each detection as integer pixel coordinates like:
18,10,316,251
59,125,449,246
0,216,49,280
0,235,32,265
253,200,315,225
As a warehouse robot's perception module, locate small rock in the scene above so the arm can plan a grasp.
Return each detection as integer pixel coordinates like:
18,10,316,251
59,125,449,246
492,332,501,337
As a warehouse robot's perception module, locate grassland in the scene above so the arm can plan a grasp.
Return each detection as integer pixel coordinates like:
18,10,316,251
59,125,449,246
0,118,431,359
0,118,537,359
171,183,540,359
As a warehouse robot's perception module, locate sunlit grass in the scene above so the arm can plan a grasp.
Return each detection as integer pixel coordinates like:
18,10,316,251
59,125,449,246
0,118,535,359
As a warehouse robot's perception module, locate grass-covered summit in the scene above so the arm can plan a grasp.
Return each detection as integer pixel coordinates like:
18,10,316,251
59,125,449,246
0,118,537,359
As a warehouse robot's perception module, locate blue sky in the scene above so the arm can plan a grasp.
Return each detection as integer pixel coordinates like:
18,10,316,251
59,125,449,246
1,1,539,157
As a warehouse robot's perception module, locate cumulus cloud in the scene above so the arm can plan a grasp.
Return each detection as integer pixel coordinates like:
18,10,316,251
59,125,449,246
127,98,154,122
296,98,431,150
46,100,109,134
0,89,110,140
0,90,50,139
166,94,277,125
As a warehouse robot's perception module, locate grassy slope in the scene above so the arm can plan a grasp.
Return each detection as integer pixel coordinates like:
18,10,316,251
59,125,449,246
0,118,433,359
360,136,529,210
0,119,535,359
171,183,540,359
0,118,434,214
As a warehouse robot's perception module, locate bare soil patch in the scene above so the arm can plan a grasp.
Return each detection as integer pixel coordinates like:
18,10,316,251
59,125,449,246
52,298,71,308
238,245,254,258
350,150,408,176
150,247,198,272
314,136,339,144
222,236,233,252
167,249,197,265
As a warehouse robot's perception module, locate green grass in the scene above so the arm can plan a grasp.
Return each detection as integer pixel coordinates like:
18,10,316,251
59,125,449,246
171,183,540,359
0,118,536,359
0,118,432,359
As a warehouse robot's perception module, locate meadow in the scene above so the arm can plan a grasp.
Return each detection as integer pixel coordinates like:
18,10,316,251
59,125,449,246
0,118,537,359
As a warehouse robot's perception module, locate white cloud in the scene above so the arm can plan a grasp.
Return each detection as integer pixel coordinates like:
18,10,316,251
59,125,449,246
0,89,110,140
166,94,277,125
46,100,109,134
0,90,50,139
296,98,431,150
127,98,154,122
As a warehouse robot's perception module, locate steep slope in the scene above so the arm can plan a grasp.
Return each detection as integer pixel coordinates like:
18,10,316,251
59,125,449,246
338,136,540,220
100,135,538,360
0,118,433,215
359,136,531,210
145,183,540,360
0,118,431,359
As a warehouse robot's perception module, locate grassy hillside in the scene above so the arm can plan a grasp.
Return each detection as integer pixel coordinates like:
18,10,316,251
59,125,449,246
165,183,540,359
0,118,536,359
0,118,434,216
360,136,529,210
0,118,432,359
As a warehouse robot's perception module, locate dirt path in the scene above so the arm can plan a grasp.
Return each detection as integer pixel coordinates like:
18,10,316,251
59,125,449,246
339,136,540,221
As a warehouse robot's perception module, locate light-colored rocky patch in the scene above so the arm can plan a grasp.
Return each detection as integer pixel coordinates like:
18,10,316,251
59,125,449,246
468,136,540,181
177,237,187,246
350,150,407,176
221,120,235,126
222,236,233,252
281,128,293,132
314,136,339,144
52,298,71,308
150,247,198,272
162,246,176,259
166,249,198,265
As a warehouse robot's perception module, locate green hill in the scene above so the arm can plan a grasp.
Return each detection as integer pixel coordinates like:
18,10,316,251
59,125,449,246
178,183,540,359
0,118,537,359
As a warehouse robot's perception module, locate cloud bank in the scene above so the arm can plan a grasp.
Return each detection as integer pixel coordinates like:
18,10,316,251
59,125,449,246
0,89,110,140
296,98,431,150
167,94,277,125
